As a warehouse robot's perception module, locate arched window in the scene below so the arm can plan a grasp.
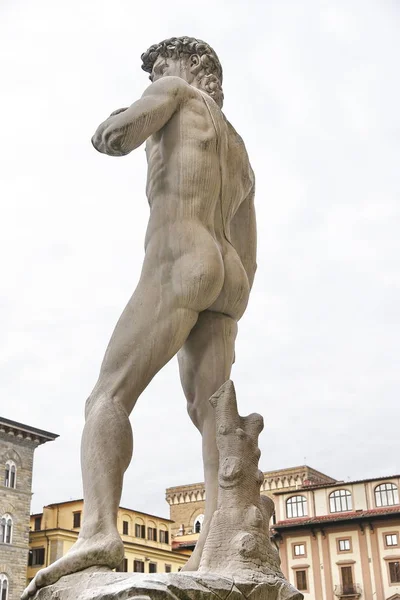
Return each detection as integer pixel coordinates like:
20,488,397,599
375,483,399,507
0,515,13,544
286,496,308,518
329,489,352,513
134,518,145,539
4,461,16,489
194,514,204,533
0,574,8,600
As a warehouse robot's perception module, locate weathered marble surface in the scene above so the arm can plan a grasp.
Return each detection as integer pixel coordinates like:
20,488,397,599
22,37,301,600
33,568,303,600
198,381,284,581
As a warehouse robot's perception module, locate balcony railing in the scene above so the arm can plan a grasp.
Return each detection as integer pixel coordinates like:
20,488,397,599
334,584,362,598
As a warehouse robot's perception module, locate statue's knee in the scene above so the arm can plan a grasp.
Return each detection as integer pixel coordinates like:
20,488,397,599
187,397,216,432
187,401,201,430
84,387,109,419
85,394,99,419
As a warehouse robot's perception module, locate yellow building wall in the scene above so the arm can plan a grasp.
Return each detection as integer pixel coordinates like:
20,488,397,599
352,484,368,510
377,523,400,599
313,489,328,517
28,501,189,583
327,528,363,593
285,534,315,598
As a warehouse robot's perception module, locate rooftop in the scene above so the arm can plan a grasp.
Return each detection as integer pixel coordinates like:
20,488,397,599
0,416,58,445
273,474,400,494
35,498,174,523
273,505,400,530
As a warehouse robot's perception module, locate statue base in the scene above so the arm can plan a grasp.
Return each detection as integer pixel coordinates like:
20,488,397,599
32,568,303,600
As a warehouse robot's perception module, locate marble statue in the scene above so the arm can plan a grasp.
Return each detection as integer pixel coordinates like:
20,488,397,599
22,37,301,600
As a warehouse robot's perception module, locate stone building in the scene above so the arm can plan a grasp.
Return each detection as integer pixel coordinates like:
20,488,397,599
28,499,190,583
167,466,400,600
166,465,335,539
0,417,58,600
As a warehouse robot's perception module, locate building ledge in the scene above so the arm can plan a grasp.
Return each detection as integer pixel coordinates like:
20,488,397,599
273,506,400,529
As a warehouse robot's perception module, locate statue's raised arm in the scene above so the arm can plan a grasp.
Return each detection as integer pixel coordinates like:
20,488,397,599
91,76,190,156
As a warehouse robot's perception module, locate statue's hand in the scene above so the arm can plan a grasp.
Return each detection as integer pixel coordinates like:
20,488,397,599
91,109,129,155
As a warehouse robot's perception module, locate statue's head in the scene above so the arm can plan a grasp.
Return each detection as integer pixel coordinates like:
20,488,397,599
141,36,224,108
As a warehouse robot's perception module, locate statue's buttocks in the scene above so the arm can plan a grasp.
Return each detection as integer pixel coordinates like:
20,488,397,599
143,89,253,320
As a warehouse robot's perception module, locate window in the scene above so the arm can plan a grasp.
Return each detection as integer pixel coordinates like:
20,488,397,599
159,529,169,544
0,515,12,544
293,544,305,557
73,512,81,528
34,516,42,531
115,558,128,572
149,562,157,573
135,523,146,538
375,483,399,507
341,566,355,594
389,561,400,584
385,533,398,547
28,548,45,567
338,539,351,552
0,575,8,600
295,570,308,591
0,574,8,600
194,514,204,533
122,521,129,535
165,564,172,573
329,489,352,513
286,496,307,518
147,527,157,541
4,461,16,489
134,560,145,573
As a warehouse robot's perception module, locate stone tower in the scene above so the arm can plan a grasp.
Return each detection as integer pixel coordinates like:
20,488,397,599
0,417,58,600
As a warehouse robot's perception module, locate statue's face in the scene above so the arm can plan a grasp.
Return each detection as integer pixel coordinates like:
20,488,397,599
150,55,198,84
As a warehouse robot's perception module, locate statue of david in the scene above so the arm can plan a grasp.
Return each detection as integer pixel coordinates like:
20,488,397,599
23,36,256,598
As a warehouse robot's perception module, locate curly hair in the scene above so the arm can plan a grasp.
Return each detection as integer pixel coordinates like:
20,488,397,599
141,36,224,108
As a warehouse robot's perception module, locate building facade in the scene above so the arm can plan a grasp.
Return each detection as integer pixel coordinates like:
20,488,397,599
166,465,335,540
0,417,58,600
28,499,190,583
167,467,400,600
272,475,400,600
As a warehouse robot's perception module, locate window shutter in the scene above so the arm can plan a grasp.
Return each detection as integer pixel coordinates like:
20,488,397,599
296,570,307,591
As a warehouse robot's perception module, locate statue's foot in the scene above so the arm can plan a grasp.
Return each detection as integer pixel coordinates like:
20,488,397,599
21,530,124,599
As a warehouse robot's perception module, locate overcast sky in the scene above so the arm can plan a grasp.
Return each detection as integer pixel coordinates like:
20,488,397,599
1,0,399,519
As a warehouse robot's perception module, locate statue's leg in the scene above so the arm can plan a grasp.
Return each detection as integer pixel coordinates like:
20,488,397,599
177,310,237,571
22,281,200,599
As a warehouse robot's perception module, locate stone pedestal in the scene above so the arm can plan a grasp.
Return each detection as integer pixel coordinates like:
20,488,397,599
33,568,303,600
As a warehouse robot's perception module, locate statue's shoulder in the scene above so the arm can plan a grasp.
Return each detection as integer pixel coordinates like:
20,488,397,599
147,76,198,101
